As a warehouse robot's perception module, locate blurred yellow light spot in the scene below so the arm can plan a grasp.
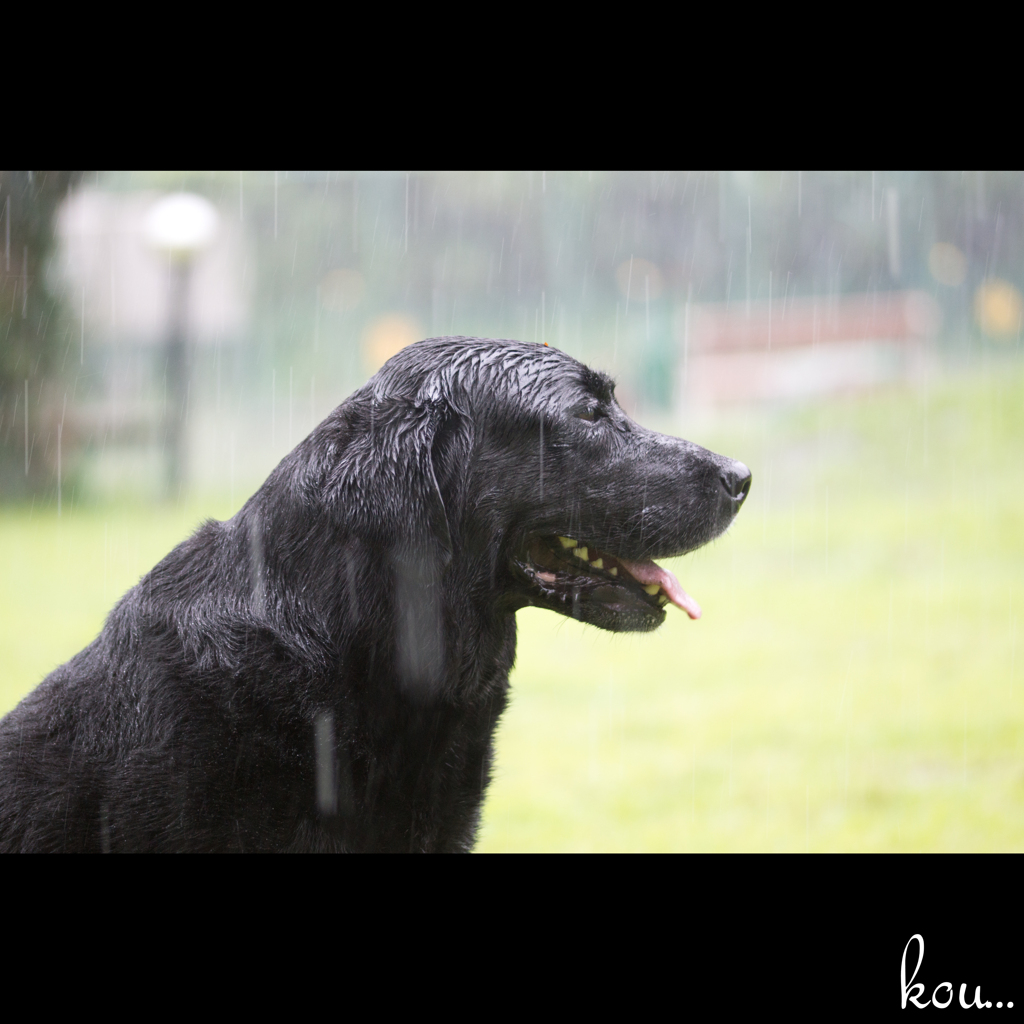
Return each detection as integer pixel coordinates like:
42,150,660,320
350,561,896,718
362,315,421,373
320,268,365,312
928,243,967,287
974,279,1023,341
615,257,663,300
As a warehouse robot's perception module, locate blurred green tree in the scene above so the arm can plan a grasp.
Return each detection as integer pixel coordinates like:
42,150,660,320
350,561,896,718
0,171,83,498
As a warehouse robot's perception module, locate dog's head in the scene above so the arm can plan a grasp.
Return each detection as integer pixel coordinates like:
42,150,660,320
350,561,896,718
313,336,749,635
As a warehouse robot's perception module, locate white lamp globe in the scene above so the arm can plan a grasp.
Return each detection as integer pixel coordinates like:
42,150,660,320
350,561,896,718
144,192,219,257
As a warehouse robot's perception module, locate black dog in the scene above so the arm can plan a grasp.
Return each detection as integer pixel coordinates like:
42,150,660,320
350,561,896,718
0,336,750,852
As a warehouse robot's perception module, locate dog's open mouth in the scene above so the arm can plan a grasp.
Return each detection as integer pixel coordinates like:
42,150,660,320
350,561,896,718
514,534,701,631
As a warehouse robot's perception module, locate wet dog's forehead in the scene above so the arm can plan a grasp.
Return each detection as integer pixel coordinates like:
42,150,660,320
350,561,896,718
372,336,614,411
452,341,613,410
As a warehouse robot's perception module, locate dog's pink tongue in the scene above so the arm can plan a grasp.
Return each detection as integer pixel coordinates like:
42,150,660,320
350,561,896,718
618,558,702,620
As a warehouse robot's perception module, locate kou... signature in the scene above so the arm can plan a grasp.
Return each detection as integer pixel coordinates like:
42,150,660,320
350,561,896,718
902,934,1014,1010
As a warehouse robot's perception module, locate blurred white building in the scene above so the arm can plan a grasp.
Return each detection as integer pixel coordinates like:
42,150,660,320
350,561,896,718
48,188,251,497
53,188,249,346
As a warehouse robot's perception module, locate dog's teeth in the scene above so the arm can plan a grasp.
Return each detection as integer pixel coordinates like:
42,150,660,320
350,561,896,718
608,567,617,576
657,594,669,605
643,583,661,595
590,558,603,569
572,547,588,560
558,536,577,548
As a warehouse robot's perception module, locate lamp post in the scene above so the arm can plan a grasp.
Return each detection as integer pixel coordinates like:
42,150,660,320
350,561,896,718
143,192,219,497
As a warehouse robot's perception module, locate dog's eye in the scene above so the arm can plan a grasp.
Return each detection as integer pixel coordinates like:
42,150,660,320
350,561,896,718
573,405,602,422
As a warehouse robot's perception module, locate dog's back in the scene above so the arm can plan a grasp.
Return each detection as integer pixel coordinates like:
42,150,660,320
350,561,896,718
0,457,507,853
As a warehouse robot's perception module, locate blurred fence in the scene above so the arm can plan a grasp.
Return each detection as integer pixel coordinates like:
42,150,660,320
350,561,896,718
678,289,940,407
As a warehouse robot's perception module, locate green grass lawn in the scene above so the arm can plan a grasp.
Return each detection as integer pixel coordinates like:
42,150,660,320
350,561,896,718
2,364,1023,850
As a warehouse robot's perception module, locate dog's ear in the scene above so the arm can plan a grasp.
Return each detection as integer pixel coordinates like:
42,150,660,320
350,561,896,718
386,395,469,699
425,397,474,565
421,401,455,567
354,392,468,567
323,387,470,573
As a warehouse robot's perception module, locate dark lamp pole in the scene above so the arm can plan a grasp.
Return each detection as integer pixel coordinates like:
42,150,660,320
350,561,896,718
143,193,219,498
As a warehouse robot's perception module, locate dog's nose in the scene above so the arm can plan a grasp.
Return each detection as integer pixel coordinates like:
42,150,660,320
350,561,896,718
720,461,751,505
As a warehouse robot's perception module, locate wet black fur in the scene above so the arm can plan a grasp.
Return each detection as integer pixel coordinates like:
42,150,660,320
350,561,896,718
0,337,747,852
